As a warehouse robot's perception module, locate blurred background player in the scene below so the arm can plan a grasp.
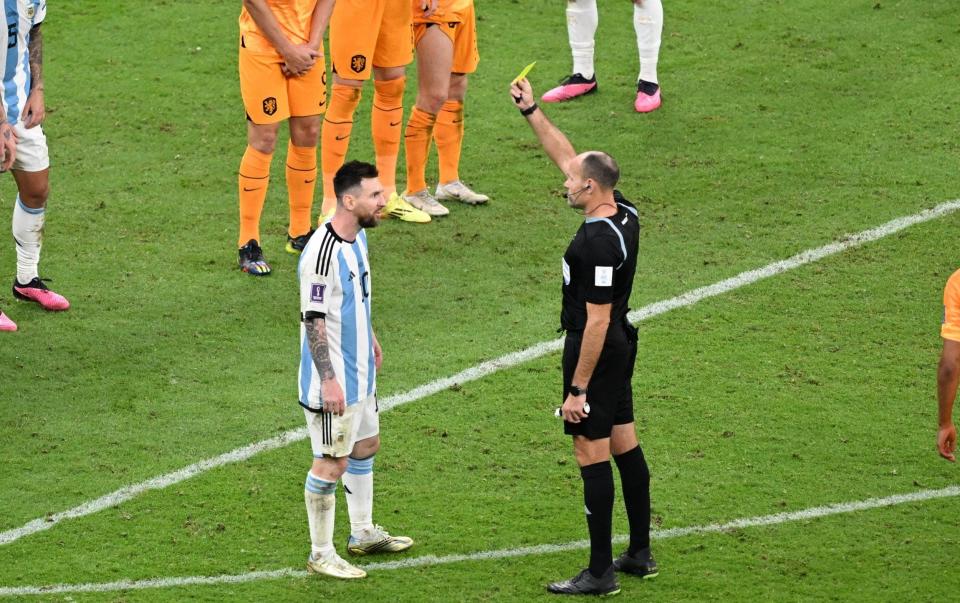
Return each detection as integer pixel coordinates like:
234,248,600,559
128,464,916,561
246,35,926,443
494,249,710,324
402,0,488,217
236,0,335,276
299,161,413,579
0,91,18,331
937,268,960,462
1,1,69,334
542,0,663,113
319,0,438,224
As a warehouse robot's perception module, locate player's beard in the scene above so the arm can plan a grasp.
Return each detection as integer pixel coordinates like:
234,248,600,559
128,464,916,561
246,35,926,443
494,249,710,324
358,211,381,229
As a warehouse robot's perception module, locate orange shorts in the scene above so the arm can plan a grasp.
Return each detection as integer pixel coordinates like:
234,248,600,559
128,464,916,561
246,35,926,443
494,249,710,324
413,1,479,74
239,34,328,124
330,0,413,80
943,269,960,342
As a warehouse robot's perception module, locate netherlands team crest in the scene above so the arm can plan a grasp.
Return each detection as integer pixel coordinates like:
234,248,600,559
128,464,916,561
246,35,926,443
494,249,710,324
350,54,366,74
263,97,278,116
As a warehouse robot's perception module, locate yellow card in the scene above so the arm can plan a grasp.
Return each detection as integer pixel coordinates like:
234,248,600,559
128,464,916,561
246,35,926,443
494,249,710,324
512,61,537,85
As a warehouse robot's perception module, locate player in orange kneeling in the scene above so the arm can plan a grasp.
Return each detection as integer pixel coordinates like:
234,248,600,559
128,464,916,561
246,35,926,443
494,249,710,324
236,0,335,276
320,0,438,224
937,269,960,461
403,0,488,216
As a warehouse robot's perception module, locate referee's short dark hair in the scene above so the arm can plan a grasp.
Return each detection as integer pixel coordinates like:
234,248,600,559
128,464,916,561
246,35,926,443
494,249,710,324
581,152,620,190
334,161,379,202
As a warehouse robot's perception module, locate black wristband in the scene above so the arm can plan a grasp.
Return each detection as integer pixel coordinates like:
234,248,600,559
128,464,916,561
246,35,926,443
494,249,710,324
520,103,539,117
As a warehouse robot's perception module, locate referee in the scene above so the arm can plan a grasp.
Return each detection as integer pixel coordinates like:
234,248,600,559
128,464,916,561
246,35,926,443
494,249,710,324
510,77,658,596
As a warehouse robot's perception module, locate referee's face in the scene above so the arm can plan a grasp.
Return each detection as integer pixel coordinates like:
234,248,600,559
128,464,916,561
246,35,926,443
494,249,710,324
564,155,589,209
353,177,387,228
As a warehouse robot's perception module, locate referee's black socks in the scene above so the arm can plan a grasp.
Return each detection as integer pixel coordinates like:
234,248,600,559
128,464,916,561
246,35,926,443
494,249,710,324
614,445,652,555
580,461,614,578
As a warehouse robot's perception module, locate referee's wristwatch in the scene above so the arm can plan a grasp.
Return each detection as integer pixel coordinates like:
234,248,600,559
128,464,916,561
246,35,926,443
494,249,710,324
569,384,587,397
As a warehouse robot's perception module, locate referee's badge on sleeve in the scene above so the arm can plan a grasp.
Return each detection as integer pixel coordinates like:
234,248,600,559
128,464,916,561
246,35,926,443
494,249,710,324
311,283,326,303
595,266,613,287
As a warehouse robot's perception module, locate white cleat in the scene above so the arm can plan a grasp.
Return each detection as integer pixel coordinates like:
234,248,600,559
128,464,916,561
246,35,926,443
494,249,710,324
435,180,489,205
403,189,450,217
307,552,367,579
347,525,415,556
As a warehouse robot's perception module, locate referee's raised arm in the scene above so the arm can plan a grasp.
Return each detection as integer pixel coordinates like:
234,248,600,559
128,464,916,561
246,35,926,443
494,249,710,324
510,78,576,174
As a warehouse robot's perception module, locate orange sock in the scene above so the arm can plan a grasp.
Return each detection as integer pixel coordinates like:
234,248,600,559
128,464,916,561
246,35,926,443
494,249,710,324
286,141,316,238
434,99,464,184
321,83,362,215
403,106,436,194
372,77,405,197
238,145,273,247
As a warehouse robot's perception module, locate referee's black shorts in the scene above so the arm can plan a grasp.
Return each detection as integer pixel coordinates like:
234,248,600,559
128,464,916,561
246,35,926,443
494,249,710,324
562,322,638,440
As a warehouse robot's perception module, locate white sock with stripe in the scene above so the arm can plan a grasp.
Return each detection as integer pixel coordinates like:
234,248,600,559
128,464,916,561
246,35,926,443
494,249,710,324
343,455,375,537
567,0,598,79
634,0,663,85
12,196,44,285
304,471,337,558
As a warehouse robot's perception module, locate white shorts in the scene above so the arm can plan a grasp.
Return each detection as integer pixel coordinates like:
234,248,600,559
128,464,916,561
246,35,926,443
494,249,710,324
11,122,49,173
304,393,379,458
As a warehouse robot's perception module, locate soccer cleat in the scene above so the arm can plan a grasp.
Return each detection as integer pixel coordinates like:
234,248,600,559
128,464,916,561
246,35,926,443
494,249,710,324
285,228,315,255
238,239,271,276
613,547,659,578
0,311,16,331
346,525,414,556
381,192,431,223
403,189,449,217
435,180,489,205
547,567,621,596
12,277,70,311
634,81,662,113
541,73,598,103
306,552,367,579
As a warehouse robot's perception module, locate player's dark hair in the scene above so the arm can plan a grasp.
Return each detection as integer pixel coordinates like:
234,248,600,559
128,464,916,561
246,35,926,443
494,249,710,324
334,161,379,201
580,152,620,190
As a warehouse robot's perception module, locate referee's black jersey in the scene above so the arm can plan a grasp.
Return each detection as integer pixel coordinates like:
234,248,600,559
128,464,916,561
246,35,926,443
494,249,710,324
560,191,639,332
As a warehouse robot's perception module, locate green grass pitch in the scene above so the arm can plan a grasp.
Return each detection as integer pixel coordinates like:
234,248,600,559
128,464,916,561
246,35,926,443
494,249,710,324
1,0,959,600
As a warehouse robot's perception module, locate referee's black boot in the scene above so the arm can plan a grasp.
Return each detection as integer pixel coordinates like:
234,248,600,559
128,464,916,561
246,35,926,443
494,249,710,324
613,547,659,578
546,566,620,596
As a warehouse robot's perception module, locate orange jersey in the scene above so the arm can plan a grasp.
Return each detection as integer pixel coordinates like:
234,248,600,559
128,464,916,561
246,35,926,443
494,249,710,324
239,0,317,54
943,269,960,342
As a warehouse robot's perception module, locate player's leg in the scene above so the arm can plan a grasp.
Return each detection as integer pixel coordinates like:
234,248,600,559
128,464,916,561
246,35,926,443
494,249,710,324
611,423,658,577
633,0,663,113
320,76,363,217
403,24,453,216
303,407,366,579
343,394,414,555
285,64,326,253
433,3,488,206
10,123,68,312
542,0,599,103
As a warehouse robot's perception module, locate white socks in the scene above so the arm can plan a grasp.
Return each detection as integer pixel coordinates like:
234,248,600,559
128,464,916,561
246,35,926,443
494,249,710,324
634,0,663,84
342,456,375,537
12,196,43,285
304,472,337,558
567,0,598,79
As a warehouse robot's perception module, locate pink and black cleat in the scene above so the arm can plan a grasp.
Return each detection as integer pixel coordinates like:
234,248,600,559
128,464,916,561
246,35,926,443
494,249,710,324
0,310,16,331
634,80,661,113
541,73,598,103
13,277,70,311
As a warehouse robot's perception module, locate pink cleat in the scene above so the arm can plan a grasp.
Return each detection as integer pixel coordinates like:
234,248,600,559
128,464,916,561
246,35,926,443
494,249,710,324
634,83,662,113
13,277,70,311
541,74,598,103
0,311,16,331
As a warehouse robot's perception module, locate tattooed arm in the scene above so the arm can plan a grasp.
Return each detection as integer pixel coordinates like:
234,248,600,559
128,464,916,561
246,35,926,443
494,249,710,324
304,316,346,415
23,24,44,129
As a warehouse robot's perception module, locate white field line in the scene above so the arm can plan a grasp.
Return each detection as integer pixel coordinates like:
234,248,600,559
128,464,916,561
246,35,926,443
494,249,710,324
2,199,958,549
2,485,958,597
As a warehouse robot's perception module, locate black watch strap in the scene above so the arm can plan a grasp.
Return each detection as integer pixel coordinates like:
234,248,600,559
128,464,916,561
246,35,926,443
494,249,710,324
569,384,587,396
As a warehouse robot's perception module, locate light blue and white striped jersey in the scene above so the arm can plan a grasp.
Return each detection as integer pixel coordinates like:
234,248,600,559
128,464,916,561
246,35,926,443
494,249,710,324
298,222,376,411
4,0,45,124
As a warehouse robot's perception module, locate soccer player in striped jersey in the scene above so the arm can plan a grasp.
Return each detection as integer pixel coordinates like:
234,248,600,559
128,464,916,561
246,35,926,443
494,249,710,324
236,0,335,276
319,0,438,224
542,0,664,113
298,161,412,579
1,0,69,333
402,0,489,216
